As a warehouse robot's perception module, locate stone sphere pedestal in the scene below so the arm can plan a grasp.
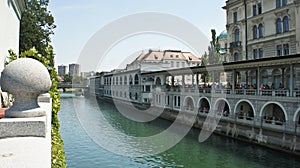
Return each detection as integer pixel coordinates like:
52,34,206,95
0,58,51,118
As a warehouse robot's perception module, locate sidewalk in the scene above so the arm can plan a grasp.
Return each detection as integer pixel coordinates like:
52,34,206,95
0,100,51,168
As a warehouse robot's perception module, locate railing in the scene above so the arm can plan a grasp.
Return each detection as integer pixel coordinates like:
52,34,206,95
161,85,300,98
260,90,289,96
230,41,242,48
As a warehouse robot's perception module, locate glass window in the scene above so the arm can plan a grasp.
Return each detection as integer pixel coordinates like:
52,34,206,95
276,0,281,8
234,29,240,42
277,45,282,56
282,0,287,6
283,16,289,32
253,49,258,59
253,5,257,16
234,12,237,23
258,24,263,38
283,44,289,55
253,25,258,39
176,62,179,67
259,48,263,58
234,53,239,62
171,61,174,67
276,18,282,33
258,3,262,14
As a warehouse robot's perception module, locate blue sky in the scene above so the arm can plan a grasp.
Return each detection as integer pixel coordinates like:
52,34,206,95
49,0,226,71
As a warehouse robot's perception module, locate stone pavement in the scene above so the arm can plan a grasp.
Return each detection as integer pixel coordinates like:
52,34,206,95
0,101,51,168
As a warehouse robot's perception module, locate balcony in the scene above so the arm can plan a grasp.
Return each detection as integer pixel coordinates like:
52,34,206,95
230,41,242,48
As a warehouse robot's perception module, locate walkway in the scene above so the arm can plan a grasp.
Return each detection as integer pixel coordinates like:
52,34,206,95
0,99,51,168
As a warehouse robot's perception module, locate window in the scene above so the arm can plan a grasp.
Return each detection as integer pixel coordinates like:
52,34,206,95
253,5,257,16
171,61,174,67
283,16,289,32
176,62,179,67
258,3,262,14
145,85,151,92
283,44,289,55
277,45,283,56
276,18,282,33
258,24,263,38
233,12,237,23
259,48,263,58
253,25,258,39
182,62,185,67
134,74,139,85
276,0,281,8
176,55,179,58
234,53,239,61
282,0,287,6
253,49,258,59
234,29,240,42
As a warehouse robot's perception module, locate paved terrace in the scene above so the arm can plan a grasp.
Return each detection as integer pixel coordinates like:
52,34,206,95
0,96,51,168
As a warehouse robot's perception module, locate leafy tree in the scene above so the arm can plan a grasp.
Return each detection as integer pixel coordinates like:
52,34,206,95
208,29,221,65
19,0,56,58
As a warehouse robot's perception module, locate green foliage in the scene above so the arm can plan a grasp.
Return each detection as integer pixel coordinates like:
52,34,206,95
5,49,19,65
208,29,221,65
19,0,56,56
7,47,66,167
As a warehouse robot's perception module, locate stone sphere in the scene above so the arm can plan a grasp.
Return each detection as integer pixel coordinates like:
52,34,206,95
1,58,51,94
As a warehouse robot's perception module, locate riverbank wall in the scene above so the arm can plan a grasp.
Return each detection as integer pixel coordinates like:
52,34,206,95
92,95,300,157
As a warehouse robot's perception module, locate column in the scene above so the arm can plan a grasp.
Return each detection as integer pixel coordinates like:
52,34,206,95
290,64,294,96
256,67,260,95
182,74,185,86
171,76,175,86
196,73,199,88
192,74,195,87
232,69,235,94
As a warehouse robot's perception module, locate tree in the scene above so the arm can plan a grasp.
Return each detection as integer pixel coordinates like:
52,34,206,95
19,0,56,57
208,29,221,65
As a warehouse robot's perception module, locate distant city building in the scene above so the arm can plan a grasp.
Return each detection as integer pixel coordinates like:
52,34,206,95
69,63,80,77
58,65,68,76
81,71,95,79
218,30,228,62
126,49,202,72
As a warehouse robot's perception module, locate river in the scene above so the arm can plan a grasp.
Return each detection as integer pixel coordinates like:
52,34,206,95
59,94,300,168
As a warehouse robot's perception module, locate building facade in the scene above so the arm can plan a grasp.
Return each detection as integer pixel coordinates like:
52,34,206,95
58,65,68,76
0,0,26,73
223,0,300,62
69,63,80,77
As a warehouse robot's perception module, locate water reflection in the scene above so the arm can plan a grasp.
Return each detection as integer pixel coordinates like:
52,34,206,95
59,94,300,168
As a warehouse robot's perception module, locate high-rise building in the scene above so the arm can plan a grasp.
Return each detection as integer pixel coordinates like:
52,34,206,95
69,63,80,77
58,65,68,76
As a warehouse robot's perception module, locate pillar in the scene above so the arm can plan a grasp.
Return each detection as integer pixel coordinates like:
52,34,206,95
290,64,294,96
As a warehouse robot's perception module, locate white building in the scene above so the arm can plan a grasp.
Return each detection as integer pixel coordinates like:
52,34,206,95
126,49,202,72
0,0,26,73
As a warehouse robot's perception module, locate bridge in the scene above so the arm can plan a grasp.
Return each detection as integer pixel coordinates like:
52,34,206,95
58,83,89,89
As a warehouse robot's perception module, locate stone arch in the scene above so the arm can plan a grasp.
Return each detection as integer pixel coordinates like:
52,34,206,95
197,97,211,113
260,102,287,125
293,107,300,124
183,96,195,111
214,98,231,117
234,99,255,120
